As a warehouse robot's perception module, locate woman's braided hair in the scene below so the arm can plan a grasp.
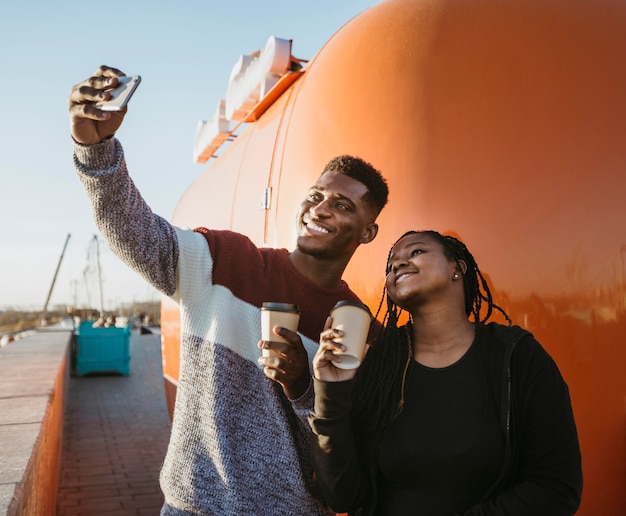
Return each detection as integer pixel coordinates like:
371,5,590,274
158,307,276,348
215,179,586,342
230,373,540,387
351,230,511,464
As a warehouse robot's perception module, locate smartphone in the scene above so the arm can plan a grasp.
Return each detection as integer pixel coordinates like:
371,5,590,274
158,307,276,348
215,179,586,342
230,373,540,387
94,75,141,111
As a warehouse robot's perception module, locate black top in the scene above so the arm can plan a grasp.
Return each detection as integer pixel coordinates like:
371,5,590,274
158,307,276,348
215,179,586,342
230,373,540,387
308,323,583,516
376,340,504,515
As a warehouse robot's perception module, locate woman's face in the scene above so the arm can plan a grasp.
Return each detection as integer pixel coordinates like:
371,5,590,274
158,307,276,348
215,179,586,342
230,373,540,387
385,233,459,309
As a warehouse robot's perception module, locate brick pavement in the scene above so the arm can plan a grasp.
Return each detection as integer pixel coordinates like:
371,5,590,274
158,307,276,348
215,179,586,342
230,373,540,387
57,330,172,515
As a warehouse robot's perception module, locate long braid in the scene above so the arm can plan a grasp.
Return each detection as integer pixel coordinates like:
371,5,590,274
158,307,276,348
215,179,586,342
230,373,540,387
436,233,512,325
351,230,512,465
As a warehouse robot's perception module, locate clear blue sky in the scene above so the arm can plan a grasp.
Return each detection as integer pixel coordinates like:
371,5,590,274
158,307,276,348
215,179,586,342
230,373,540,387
0,0,380,311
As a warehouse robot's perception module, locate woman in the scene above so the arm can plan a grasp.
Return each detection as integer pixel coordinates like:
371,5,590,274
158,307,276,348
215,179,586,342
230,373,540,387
309,230,582,515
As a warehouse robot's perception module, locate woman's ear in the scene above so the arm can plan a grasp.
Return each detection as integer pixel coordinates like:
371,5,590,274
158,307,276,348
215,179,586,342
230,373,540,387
456,260,468,276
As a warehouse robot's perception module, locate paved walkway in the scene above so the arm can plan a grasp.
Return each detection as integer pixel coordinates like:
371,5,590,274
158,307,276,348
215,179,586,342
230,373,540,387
57,330,172,515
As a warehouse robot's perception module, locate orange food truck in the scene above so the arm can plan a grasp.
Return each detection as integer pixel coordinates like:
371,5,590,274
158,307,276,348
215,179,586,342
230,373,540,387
160,0,626,513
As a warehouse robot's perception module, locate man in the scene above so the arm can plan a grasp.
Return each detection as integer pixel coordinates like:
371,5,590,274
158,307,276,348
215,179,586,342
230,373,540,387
68,65,389,515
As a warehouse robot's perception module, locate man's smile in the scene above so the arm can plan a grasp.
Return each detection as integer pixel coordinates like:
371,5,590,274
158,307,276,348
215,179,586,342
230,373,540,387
304,220,331,235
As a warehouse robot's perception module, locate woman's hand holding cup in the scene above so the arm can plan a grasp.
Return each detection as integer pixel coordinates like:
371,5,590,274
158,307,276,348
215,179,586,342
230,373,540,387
313,316,360,382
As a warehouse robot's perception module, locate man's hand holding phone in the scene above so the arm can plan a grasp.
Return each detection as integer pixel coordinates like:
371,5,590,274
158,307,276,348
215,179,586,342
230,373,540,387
94,75,141,112
68,66,140,146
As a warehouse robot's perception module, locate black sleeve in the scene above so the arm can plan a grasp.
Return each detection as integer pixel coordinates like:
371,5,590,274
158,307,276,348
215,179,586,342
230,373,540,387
308,378,370,513
462,336,583,515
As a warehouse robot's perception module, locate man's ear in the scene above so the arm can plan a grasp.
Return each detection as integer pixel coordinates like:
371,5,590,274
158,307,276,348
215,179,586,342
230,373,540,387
359,222,379,244
457,260,468,275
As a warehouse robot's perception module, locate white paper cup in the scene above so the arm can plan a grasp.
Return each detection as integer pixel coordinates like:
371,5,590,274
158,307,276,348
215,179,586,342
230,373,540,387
261,302,300,357
329,300,372,369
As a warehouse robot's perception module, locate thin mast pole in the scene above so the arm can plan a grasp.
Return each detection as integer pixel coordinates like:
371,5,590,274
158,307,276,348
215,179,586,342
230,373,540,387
41,233,71,325
95,235,104,317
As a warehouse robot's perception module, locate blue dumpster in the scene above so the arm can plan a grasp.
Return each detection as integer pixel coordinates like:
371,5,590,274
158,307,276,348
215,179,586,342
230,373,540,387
74,321,131,376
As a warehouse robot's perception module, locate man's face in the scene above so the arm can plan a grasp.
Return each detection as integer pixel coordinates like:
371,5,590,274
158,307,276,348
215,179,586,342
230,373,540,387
296,171,377,260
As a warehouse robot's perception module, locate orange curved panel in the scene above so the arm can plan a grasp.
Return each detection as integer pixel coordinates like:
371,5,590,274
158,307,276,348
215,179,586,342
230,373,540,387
165,0,626,512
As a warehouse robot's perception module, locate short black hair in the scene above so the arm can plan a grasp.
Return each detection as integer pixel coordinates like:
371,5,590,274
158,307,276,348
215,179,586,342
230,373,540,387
323,155,389,215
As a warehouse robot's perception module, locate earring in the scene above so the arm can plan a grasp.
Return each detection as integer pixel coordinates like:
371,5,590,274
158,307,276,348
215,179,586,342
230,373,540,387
453,273,459,279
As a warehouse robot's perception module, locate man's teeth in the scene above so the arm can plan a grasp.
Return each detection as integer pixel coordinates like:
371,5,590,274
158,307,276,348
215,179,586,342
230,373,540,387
308,222,329,234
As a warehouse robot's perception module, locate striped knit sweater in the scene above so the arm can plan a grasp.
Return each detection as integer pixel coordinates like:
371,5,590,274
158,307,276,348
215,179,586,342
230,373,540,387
73,138,360,515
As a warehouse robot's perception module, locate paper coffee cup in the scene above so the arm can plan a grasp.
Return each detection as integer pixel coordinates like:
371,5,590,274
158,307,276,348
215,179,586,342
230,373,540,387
261,302,300,357
329,300,372,369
